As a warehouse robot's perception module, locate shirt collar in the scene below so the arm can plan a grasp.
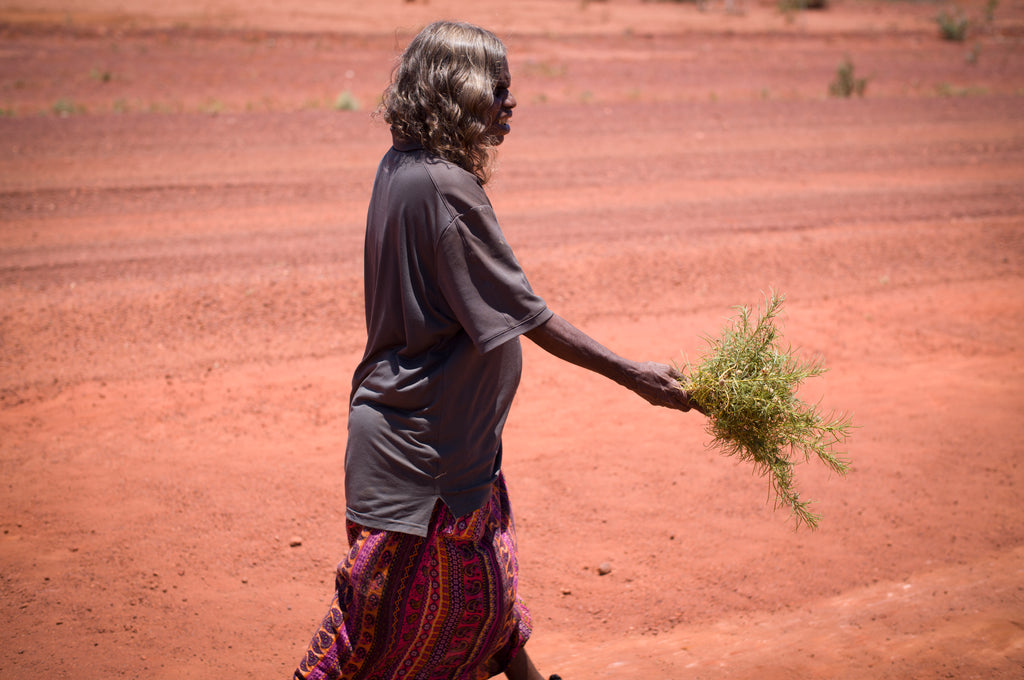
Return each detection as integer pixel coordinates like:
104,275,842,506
391,129,423,152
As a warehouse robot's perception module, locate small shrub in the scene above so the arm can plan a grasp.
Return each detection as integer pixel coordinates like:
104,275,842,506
89,67,112,83
936,8,969,41
334,90,360,111
934,82,988,97
52,98,84,116
828,57,867,98
199,99,224,115
779,0,827,11
985,0,998,23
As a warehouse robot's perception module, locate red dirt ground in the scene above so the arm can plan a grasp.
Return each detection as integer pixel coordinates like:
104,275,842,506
2,1,1023,678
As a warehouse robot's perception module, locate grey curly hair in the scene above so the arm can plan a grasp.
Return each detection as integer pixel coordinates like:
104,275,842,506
381,21,508,184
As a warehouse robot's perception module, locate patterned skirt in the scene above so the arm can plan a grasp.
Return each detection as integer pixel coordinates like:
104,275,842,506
294,474,531,680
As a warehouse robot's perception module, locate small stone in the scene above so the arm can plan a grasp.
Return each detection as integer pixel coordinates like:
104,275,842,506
560,588,572,596
288,537,303,547
597,562,613,576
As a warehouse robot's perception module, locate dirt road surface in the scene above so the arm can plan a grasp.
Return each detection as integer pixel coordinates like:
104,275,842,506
2,1,1023,678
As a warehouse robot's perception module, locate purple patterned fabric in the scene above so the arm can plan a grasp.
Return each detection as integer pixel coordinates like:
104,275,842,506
295,475,531,680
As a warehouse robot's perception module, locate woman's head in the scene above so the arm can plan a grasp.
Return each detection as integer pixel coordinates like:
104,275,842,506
382,21,516,183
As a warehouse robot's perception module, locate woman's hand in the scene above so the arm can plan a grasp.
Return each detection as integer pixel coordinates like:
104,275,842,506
627,361,704,413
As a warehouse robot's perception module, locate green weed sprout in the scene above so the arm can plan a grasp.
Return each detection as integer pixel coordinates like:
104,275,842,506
829,57,867,98
936,8,969,41
680,291,852,529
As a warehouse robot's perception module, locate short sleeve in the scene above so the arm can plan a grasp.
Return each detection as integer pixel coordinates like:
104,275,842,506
436,205,551,353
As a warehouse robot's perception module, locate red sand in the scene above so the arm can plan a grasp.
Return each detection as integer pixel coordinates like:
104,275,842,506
2,1,1023,678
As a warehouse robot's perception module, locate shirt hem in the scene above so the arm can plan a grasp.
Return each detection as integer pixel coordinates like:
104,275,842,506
345,507,432,538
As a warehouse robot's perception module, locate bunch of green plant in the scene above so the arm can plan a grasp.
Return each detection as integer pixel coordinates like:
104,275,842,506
679,292,852,529
937,7,969,41
828,57,867,98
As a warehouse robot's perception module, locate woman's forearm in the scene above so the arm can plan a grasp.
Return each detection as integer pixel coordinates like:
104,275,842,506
524,313,636,386
524,313,699,412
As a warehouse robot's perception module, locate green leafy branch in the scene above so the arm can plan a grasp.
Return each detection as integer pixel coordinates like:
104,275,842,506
680,291,853,529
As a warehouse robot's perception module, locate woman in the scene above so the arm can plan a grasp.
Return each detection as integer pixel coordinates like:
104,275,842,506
295,20,699,680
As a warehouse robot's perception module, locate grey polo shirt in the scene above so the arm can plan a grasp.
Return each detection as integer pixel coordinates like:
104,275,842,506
344,139,552,536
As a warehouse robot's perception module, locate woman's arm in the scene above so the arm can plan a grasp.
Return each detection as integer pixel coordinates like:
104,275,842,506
524,313,701,413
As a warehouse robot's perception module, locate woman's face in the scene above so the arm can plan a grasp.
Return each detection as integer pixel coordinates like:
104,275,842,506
485,58,516,145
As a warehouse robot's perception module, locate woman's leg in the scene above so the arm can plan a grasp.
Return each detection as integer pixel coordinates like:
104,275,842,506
505,646,546,680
